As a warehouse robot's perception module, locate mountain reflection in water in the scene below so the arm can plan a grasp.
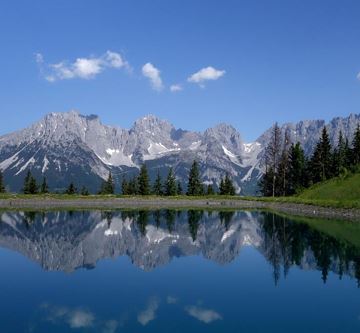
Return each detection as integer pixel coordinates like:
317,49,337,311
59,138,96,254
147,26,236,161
0,209,359,286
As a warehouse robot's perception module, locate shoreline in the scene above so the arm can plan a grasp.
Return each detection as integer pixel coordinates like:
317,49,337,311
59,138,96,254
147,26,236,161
0,197,359,221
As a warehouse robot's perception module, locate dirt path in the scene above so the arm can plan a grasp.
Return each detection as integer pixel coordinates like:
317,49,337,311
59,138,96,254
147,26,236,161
0,197,359,221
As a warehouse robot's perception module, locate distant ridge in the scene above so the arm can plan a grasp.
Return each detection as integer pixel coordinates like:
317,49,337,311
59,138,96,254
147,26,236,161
0,111,359,194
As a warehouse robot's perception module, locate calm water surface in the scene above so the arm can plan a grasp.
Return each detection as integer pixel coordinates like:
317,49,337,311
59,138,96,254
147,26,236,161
0,210,359,332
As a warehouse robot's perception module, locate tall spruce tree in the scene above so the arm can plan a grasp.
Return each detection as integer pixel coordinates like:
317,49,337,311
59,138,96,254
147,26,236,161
40,177,49,194
66,182,77,195
28,176,38,194
121,176,129,195
310,127,332,183
177,181,183,195
265,123,282,197
187,160,202,195
223,174,236,195
80,186,90,196
23,170,32,194
219,174,235,195
128,176,138,195
206,184,214,195
106,172,115,194
152,170,163,195
164,168,177,196
352,124,360,166
138,164,150,195
277,130,291,196
288,142,307,194
0,169,5,193
23,170,38,194
333,131,347,175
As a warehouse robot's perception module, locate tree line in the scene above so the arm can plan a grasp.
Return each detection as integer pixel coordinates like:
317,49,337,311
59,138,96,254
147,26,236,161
260,124,360,196
0,160,236,196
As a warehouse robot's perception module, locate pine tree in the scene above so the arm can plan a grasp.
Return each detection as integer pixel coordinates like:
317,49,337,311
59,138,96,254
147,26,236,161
40,177,49,194
332,131,347,176
121,176,129,195
277,130,291,196
138,164,150,195
288,142,307,194
219,174,235,195
187,160,202,195
310,127,332,183
206,184,214,195
177,181,183,195
259,167,275,196
0,169,5,193
24,171,38,195
164,168,177,196
152,170,163,195
264,123,282,197
128,176,138,195
352,124,360,166
66,182,77,195
224,174,236,195
219,178,226,195
23,170,32,194
80,186,90,196
103,172,115,194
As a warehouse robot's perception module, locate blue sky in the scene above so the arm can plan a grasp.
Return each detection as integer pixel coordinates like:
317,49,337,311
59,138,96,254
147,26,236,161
0,0,360,141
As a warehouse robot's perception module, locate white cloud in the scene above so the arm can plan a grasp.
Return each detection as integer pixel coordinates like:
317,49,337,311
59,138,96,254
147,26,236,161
35,52,44,64
137,298,159,326
43,304,95,329
188,66,225,86
36,51,129,82
185,305,222,324
170,84,182,92
68,309,95,328
102,320,119,333
357,72,360,80
142,63,164,91
166,296,178,304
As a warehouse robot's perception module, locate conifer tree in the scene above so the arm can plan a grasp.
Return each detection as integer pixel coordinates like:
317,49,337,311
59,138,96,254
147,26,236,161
224,174,236,195
23,170,32,194
264,123,282,197
288,142,306,194
164,168,177,196
40,177,49,194
332,131,347,176
66,182,77,195
352,124,360,166
104,172,115,194
206,184,214,195
152,170,163,195
29,177,38,194
0,169,5,193
177,181,183,195
23,171,38,195
187,160,202,195
128,176,138,195
80,186,90,196
121,176,129,195
138,164,150,195
259,167,275,196
310,127,332,183
219,174,235,195
277,130,291,196
219,178,225,195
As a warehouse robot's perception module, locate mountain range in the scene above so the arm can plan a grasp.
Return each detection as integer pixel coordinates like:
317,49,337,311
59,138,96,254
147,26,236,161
0,111,359,194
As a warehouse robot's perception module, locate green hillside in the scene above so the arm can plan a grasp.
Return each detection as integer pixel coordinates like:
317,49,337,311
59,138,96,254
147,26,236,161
297,172,360,205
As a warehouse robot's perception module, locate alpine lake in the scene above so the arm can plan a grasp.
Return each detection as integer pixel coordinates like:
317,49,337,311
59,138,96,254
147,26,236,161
0,209,359,333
